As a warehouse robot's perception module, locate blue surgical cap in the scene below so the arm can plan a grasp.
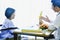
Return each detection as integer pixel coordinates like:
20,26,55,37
5,7,15,18
51,0,60,7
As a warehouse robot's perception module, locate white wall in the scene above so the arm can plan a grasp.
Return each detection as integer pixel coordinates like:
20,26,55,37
0,0,56,29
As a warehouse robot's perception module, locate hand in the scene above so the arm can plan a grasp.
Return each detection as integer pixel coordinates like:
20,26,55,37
40,23,48,29
40,16,51,23
45,16,51,22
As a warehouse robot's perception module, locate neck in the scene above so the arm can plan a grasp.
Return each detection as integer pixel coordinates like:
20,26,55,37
8,18,12,20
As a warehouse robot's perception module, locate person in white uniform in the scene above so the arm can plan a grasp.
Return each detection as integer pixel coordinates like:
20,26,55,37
40,0,60,40
0,7,17,40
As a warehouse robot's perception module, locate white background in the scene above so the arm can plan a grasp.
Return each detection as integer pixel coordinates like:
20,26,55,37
0,0,57,29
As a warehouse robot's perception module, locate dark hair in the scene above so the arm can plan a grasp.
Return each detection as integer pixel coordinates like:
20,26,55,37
51,0,60,8
5,7,15,19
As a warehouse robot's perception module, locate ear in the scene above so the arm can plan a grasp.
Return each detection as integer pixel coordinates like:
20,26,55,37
59,7,60,10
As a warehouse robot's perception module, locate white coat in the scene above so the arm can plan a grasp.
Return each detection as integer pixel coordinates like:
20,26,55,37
49,12,60,40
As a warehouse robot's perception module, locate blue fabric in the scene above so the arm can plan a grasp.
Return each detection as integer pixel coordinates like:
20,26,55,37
0,33,3,39
5,8,15,18
0,30,13,39
0,19,15,38
51,0,60,7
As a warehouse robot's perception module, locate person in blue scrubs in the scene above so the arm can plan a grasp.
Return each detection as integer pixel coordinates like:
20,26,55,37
51,0,60,40
0,7,16,40
41,0,60,40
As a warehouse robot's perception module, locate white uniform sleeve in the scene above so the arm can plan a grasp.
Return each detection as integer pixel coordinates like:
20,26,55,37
48,14,60,30
53,15,60,28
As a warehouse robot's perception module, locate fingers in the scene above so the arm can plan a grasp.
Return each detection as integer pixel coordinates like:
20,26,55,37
46,15,49,19
40,23,48,29
39,15,50,22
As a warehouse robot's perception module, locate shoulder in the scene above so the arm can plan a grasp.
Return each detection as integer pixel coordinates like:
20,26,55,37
3,19,12,25
2,19,14,28
6,19,11,22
